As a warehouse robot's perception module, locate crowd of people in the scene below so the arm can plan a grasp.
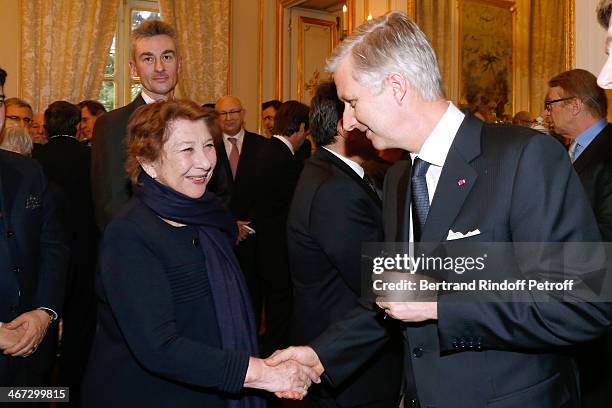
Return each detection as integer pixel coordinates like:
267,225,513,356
2,1,612,407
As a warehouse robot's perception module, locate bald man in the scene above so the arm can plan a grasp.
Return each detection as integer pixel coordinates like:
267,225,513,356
208,95,267,328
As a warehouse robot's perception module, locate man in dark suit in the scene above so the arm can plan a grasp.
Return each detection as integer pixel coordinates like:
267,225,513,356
35,101,98,405
0,68,68,388
266,12,612,407
546,69,612,407
208,95,266,326
91,20,181,230
255,101,309,355
287,82,402,407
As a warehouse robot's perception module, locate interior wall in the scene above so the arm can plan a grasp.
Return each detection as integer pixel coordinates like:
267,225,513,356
0,0,21,98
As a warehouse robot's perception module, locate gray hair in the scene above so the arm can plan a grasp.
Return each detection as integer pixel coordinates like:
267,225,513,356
326,11,444,101
0,126,33,157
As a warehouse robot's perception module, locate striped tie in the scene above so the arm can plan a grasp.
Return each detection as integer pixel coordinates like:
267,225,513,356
411,157,430,242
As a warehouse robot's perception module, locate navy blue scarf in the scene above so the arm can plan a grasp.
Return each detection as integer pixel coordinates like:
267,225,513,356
134,172,264,407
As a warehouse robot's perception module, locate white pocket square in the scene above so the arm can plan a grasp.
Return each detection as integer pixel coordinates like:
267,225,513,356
446,229,481,241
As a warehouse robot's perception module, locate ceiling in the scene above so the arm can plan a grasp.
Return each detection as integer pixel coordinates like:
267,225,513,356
298,0,345,12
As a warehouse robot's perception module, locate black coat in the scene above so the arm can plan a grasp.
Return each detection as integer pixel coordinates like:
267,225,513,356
82,197,250,407
311,115,611,408
0,150,68,384
287,147,402,406
91,94,146,231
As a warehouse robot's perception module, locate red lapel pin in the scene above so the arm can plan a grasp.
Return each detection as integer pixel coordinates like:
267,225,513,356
457,179,466,186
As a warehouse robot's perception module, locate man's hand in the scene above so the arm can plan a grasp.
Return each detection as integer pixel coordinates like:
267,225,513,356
3,310,51,357
236,220,252,243
0,324,27,351
265,346,324,399
376,300,438,322
244,356,321,400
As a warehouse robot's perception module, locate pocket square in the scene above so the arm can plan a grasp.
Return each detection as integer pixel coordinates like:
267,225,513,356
25,194,42,210
446,229,481,241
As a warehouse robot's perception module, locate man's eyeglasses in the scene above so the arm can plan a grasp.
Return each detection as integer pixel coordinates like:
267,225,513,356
217,109,243,118
544,97,574,111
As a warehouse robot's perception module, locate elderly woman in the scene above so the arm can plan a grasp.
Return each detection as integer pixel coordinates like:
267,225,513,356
0,126,33,156
82,100,316,407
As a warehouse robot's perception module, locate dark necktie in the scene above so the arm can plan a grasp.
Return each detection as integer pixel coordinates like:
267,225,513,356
363,174,380,198
411,157,430,242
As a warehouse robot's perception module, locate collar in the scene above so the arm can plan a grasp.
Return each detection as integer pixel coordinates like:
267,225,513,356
141,91,160,105
322,146,365,178
410,102,465,167
224,128,245,143
273,135,295,155
49,134,76,140
575,119,608,149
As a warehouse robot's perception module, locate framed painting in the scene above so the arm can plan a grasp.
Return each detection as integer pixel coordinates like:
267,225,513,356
458,0,516,121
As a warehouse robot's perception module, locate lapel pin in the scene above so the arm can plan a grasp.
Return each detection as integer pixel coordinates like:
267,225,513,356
457,179,466,186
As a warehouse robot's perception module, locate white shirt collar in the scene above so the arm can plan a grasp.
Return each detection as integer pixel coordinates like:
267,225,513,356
322,146,365,178
224,128,245,143
410,102,465,168
273,135,295,155
140,91,159,105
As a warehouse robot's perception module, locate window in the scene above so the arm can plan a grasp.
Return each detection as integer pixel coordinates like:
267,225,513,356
99,1,160,110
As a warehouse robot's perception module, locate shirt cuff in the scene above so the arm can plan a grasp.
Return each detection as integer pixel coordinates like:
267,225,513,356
36,307,58,321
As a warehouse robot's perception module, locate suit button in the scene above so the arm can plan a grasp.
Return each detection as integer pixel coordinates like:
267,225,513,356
192,238,200,247
412,347,424,358
405,398,419,408
6,230,14,238
12,267,20,273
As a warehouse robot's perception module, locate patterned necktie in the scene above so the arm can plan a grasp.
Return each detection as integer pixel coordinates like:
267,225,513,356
411,157,431,242
228,137,240,179
569,140,581,163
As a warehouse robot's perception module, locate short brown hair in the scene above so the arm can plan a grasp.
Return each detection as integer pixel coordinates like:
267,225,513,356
126,99,220,185
131,20,178,59
598,0,612,28
548,69,607,119
78,100,107,117
273,100,310,137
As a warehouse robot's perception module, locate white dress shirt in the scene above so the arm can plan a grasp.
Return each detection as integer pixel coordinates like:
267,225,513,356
408,102,465,241
223,128,245,157
273,135,295,155
322,146,365,178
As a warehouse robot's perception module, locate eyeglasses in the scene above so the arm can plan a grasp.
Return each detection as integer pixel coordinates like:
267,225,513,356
544,97,574,111
217,109,243,118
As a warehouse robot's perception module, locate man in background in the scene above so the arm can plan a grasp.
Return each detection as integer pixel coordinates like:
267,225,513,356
287,82,402,407
208,95,266,328
91,19,181,230
0,68,68,390
261,99,281,138
78,100,106,146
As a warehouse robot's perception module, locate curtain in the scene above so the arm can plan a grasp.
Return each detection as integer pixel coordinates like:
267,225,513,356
159,0,230,104
20,0,119,112
529,0,566,115
416,0,453,98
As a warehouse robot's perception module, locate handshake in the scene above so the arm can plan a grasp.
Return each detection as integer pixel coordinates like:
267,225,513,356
244,346,324,400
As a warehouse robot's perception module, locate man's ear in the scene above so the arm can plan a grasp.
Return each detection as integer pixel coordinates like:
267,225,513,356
138,157,157,179
387,73,408,104
570,98,583,116
129,60,138,78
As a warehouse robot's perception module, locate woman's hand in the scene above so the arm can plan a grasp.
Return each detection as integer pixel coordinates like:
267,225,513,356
243,357,320,399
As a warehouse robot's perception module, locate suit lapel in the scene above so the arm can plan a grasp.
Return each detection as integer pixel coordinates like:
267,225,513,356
421,114,482,242
317,148,382,207
573,124,612,174
0,155,21,223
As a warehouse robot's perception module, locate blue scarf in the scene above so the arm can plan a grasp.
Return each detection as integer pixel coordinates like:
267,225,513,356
134,172,264,407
